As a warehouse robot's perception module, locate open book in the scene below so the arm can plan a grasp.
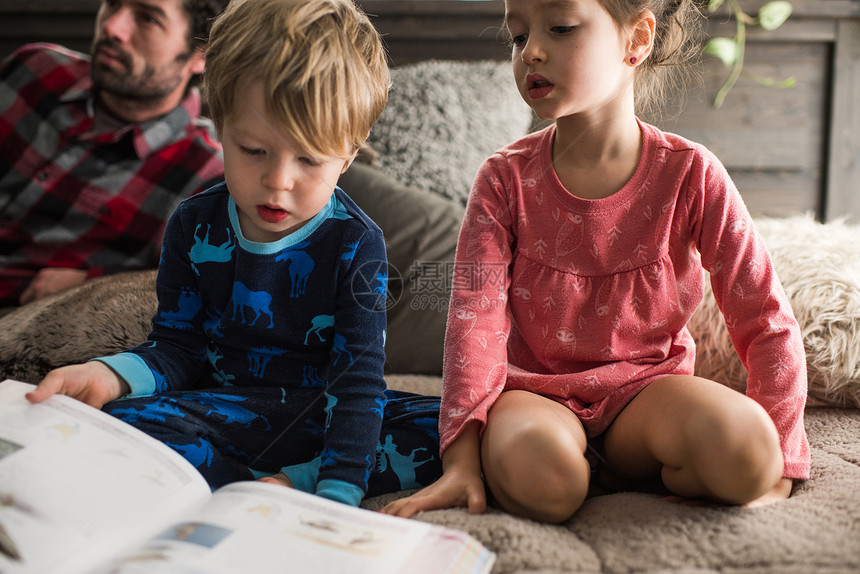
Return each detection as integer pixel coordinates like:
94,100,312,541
0,379,495,574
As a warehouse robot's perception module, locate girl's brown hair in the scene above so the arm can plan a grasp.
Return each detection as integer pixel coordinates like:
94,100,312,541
602,0,704,118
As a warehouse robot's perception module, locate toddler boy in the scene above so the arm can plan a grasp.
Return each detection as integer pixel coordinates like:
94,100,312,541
27,0,441,507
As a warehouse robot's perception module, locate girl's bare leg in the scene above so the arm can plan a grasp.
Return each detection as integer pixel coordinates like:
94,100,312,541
602,375,784,504
481,390,591,523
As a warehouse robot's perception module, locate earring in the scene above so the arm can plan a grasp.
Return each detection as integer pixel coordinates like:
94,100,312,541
629,57,637,65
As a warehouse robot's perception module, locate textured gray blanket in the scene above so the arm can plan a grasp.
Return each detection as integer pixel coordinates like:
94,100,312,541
373,375,860,574
0,269,857,573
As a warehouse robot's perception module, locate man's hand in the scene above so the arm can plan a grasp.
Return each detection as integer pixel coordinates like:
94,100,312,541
26,362,130,409
19,268,88,304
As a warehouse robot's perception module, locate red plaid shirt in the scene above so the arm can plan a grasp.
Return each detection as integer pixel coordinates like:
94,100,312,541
0,43,224,305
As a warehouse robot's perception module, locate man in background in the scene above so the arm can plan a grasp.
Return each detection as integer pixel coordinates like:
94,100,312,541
0,0,228,310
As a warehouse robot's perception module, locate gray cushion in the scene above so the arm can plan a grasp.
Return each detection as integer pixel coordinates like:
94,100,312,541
339,162,463,375
367,60,533,206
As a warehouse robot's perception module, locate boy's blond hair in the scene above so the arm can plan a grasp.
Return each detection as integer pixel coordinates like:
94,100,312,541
204,0,389,160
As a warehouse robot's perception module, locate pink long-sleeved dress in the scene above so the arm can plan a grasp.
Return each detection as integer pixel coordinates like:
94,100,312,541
440,121,810,479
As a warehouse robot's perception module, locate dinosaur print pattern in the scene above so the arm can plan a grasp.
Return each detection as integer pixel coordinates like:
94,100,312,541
104,387,441,496
301,365,326,388
276,241,315,297
98,186,445,496
323,392,338,429
248,346,287,378
182,392,271,430
158,288,202,331
377,434,435,490
331,334,353,366
231,282,274,328
167,437,216,468
207,346,236,386
341,241,360,261
304,315,334,344
107,397,187,424
189,224,235,275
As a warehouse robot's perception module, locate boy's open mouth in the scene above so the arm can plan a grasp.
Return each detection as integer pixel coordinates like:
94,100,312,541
257,205,289,224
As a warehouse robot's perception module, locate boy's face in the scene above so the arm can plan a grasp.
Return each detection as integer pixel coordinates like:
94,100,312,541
221,80,354,243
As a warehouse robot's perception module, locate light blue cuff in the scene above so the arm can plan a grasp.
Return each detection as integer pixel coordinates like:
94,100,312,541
280,457,321,493
248,468,270,480
92,354,155,396
315,479,364,507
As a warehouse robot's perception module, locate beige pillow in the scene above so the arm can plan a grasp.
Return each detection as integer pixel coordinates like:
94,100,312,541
690,215,860,407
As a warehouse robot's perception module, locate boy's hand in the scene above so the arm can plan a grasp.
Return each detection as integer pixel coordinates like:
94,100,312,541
257,473,294,488
25,362,130,409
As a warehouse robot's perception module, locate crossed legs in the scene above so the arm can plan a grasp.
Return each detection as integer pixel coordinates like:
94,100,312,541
481,390,591,523
602,375,784,504
481,376,785,523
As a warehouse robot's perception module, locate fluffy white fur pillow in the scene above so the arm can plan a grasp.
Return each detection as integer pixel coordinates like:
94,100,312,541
367,60,533,206
689,215,860,407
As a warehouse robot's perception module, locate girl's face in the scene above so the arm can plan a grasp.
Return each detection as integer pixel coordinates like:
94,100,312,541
504,0,633,121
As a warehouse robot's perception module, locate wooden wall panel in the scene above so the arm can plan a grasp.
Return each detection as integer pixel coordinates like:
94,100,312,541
0,0,98,59
657,40,830,218
826,19,860,221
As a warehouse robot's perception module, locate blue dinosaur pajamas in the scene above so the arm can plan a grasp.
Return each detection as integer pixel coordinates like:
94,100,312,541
102,387,441,495
95,183,441,505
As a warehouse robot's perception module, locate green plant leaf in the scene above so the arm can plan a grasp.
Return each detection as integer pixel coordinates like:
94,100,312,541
758,1,792,31
703,37,739,67
741,70,797,88
708,0,726,12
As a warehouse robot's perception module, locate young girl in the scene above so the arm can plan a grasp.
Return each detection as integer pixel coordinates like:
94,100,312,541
383,0,809,523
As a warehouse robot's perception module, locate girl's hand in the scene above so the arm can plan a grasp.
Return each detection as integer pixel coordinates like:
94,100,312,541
381,466,487,518
382,421,486,518
25,362,130,409
257,473,294,488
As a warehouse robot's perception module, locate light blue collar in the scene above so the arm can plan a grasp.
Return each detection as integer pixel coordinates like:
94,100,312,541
227,193,336,255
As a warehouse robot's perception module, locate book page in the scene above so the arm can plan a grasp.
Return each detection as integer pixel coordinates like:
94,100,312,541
99,481,495,574
0,380,211,574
